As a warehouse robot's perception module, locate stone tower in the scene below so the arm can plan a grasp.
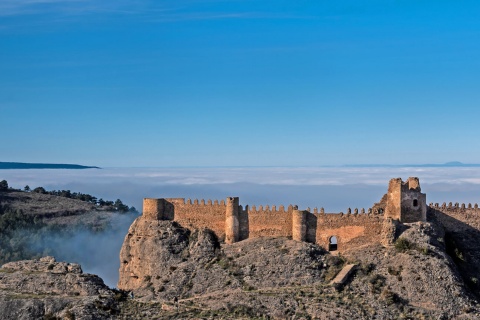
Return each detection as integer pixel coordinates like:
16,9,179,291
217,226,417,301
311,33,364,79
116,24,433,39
225,197,240,244
292,208,307,242
143,198,165,220
385,177,426,223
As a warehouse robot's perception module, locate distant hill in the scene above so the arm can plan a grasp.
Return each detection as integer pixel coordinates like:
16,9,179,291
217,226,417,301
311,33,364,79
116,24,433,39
345,161,480,168
0,162,99,169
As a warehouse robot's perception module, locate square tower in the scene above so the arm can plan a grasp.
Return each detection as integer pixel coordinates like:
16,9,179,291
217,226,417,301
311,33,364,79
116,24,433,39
385,177,426,223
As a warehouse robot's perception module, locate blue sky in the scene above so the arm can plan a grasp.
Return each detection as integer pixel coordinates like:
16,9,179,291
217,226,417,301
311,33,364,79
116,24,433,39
1,0,480,167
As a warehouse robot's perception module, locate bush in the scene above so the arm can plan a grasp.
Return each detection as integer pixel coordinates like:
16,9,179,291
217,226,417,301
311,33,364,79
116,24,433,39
394,238,414,252
33,187,47,194
445,233,466,263
359,263,376,275
0,180,8,191
387,266,402,276
112,289,128,302
369,274,386,294
323,255,346,282
381,288,400,305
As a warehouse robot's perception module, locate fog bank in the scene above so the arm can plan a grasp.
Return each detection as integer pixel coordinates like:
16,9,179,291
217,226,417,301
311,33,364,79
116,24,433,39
3,166,480,212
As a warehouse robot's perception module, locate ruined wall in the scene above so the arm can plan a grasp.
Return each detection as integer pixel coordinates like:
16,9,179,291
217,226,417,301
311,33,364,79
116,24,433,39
245,205,294,240
400,177,426,222
142,199,385,252
166,198,227,241
429,202,480,230
142,177,476,254
385,178,402,220
309,211,384,252
401,189,426,222
385,177,426,223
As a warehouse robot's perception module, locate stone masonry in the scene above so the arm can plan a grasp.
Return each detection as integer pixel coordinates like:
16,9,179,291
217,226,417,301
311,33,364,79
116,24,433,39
141,177,443,252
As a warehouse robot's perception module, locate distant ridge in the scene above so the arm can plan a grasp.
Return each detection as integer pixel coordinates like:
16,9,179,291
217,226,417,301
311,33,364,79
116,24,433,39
0,162,99,170
344,162,480,168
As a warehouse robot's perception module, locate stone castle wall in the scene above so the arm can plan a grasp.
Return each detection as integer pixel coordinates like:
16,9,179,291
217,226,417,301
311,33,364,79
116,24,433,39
243,205,294,240
428,202,480,230
140,178,480,253
143,197,385,252
312,213,384,251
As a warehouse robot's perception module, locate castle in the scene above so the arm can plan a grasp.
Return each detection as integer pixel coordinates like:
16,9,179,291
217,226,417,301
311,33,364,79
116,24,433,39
142,177,478,252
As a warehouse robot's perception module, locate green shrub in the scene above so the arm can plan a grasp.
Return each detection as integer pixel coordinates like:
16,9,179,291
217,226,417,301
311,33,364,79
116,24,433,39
359,263,375,275
381,288,400,305
395,238,414,252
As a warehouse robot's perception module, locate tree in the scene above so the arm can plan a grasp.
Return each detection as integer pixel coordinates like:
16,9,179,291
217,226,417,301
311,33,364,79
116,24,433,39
24,185,30,192
0,180,8,191
114,199,129,212
32,187,46,194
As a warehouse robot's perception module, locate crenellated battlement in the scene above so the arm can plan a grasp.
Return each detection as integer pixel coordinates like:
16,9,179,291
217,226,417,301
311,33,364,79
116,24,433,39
143,177,473,252
170,198,228,206
429,202,479,210
246,204,294,214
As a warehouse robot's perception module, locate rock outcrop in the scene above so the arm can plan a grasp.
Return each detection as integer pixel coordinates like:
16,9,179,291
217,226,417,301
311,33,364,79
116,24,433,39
0,257,120,320
118,217,326,303
118,215,480,319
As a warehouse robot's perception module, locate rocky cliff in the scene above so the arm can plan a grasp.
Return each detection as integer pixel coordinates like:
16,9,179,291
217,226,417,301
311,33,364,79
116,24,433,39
117,215,480,319
0,256,122,320
1,214,479,319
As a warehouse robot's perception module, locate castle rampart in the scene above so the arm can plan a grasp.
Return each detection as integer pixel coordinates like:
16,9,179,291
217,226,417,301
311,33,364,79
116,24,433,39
143,196,389,252
140,178,480,252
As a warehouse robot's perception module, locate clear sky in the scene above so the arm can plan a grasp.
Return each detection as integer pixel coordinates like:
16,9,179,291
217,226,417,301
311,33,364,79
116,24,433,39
1,0,480,167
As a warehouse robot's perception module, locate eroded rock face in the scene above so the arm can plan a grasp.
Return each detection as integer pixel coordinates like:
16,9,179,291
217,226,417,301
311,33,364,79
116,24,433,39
0,257,119,320
118,217,327,302
347,219,479,319
117,215,480,319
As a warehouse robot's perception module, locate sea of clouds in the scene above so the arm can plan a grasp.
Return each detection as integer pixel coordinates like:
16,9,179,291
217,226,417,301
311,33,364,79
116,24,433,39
3,166,480,287
3,166,480,211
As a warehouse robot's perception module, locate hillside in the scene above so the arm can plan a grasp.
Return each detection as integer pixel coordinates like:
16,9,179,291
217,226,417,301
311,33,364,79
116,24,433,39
1,181,480,318
0,190,96,218
0,257,121,319
0,183,135,219
114,216,480,319
2,217,478,319
0,187,138,273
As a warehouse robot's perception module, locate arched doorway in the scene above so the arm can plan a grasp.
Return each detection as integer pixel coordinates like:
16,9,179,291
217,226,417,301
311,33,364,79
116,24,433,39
328,236,338,251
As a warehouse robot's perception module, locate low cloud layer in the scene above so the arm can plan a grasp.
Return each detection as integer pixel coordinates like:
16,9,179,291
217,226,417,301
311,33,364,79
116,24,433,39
3,166,480,287
3,166,480,212
29,212,137,288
